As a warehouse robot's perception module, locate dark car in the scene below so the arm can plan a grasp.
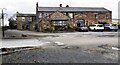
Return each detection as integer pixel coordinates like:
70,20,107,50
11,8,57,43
75,27,89,32
75,19,89,32
118,24,120,29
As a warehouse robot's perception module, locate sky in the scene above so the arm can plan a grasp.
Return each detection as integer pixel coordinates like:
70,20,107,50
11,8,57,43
0,0,119,25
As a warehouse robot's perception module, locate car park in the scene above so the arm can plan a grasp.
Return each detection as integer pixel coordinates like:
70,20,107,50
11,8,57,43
75,26,89,32
89,24,104,31
104,24,118,31
75,19,89,32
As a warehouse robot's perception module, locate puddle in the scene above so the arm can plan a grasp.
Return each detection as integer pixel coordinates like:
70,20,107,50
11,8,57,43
1,47,34,55
62,46,79,50
1,39,44,48
98,44,112,49
1,46,47,55
28,35,59,38
84,48,110,54
97,35,116,37
112,47,120,51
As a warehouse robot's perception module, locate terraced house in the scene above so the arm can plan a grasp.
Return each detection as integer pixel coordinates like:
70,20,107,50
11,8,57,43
16,2,112,32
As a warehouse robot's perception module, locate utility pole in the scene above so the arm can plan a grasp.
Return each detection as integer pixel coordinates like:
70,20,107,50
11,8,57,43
1,8,6,38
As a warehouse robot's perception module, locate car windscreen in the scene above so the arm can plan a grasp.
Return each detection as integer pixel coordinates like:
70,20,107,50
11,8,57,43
105,24,110,26
112,24,117,26
76,20,85,27
98,25,103,27
89,25,96,26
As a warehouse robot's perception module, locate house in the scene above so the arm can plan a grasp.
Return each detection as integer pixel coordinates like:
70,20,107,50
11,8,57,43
36,2,112,31
16,12,36,31
16,2,112,32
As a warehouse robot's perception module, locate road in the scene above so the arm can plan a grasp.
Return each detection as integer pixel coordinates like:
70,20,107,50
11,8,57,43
1,30,119,63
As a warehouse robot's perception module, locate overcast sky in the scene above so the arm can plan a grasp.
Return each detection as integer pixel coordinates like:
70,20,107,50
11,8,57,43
0,0,119,25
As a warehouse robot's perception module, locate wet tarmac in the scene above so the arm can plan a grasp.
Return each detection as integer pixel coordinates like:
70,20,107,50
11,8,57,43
2,46,118,63
1,30,119,63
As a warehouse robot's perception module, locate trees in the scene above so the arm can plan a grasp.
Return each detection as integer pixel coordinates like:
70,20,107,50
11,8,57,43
8,17,16,29
8,13,17,29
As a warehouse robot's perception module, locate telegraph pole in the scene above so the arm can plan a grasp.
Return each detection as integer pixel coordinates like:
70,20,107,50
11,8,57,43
1,8,6,38
2,9,5,37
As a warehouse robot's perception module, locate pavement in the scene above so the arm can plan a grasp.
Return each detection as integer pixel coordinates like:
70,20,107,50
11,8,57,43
1,29,119,63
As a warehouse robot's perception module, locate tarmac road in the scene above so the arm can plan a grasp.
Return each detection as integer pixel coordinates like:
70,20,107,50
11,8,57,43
1,30,119,63
2,46,118,63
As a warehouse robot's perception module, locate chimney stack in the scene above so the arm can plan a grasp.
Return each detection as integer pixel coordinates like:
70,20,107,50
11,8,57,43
16,11,19,14
66,5,69,7
36,2,38,7
60,4,62,7
16,11,19,17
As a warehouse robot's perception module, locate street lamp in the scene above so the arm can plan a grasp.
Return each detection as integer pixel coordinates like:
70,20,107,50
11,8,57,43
0,8,6,38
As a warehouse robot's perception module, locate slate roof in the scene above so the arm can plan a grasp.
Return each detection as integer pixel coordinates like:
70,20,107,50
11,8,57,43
38,7,111,12
17,13,36,17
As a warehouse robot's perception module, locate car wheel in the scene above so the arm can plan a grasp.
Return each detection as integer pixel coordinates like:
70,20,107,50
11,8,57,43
114,30,117,32
93,28,96,32
101,30,104,32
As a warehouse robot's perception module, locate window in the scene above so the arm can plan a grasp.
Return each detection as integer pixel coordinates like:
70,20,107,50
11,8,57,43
39,13,42,18
93,13,98,19
22,17,25,22
90,25,96,27
95,14,98,19
43,13,49,17
69,13,73,18
53,21,56,23
97,25,103,27
112,24,117,26
106,15,109,19
105,24,110,26
59,21,62,24
52,21,67,26
28,17,32,22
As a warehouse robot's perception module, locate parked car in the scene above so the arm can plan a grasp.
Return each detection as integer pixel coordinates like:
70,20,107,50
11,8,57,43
75,26,89,32
118,24,120,29
89,24,104,31
104,24,118,31
75,19,89,32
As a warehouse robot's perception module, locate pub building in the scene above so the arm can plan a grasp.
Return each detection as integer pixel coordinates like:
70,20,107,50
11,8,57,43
16,2,112,32
36,2,112,31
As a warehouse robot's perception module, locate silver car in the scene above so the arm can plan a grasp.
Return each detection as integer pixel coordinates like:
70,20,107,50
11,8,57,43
104,24,118,31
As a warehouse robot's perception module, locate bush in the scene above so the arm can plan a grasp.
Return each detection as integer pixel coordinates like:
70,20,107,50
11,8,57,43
42,25,55,33
67,22,76,32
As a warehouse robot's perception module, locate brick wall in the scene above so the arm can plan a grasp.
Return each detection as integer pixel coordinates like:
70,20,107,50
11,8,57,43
73,12,112,26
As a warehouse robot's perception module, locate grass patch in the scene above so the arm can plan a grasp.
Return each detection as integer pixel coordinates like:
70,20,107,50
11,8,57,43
31,47,47,50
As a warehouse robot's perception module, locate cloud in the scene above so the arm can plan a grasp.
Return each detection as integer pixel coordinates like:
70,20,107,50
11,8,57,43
0,0,119,25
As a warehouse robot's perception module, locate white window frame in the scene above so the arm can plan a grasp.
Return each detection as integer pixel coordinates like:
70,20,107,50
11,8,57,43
22,17,25,22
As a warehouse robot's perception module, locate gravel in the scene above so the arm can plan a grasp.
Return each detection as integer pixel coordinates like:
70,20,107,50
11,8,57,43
2,45,118,63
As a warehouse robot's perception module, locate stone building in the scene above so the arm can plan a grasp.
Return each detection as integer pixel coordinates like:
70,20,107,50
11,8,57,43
16,12,36,31
36,3,112,31
16,2,112,32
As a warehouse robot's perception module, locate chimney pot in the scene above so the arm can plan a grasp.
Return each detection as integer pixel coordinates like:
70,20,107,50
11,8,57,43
36,2,38,7
60,4,62,7
66,5,69,7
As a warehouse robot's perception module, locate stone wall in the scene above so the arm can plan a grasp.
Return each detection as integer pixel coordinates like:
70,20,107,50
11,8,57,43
16,16,36,31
